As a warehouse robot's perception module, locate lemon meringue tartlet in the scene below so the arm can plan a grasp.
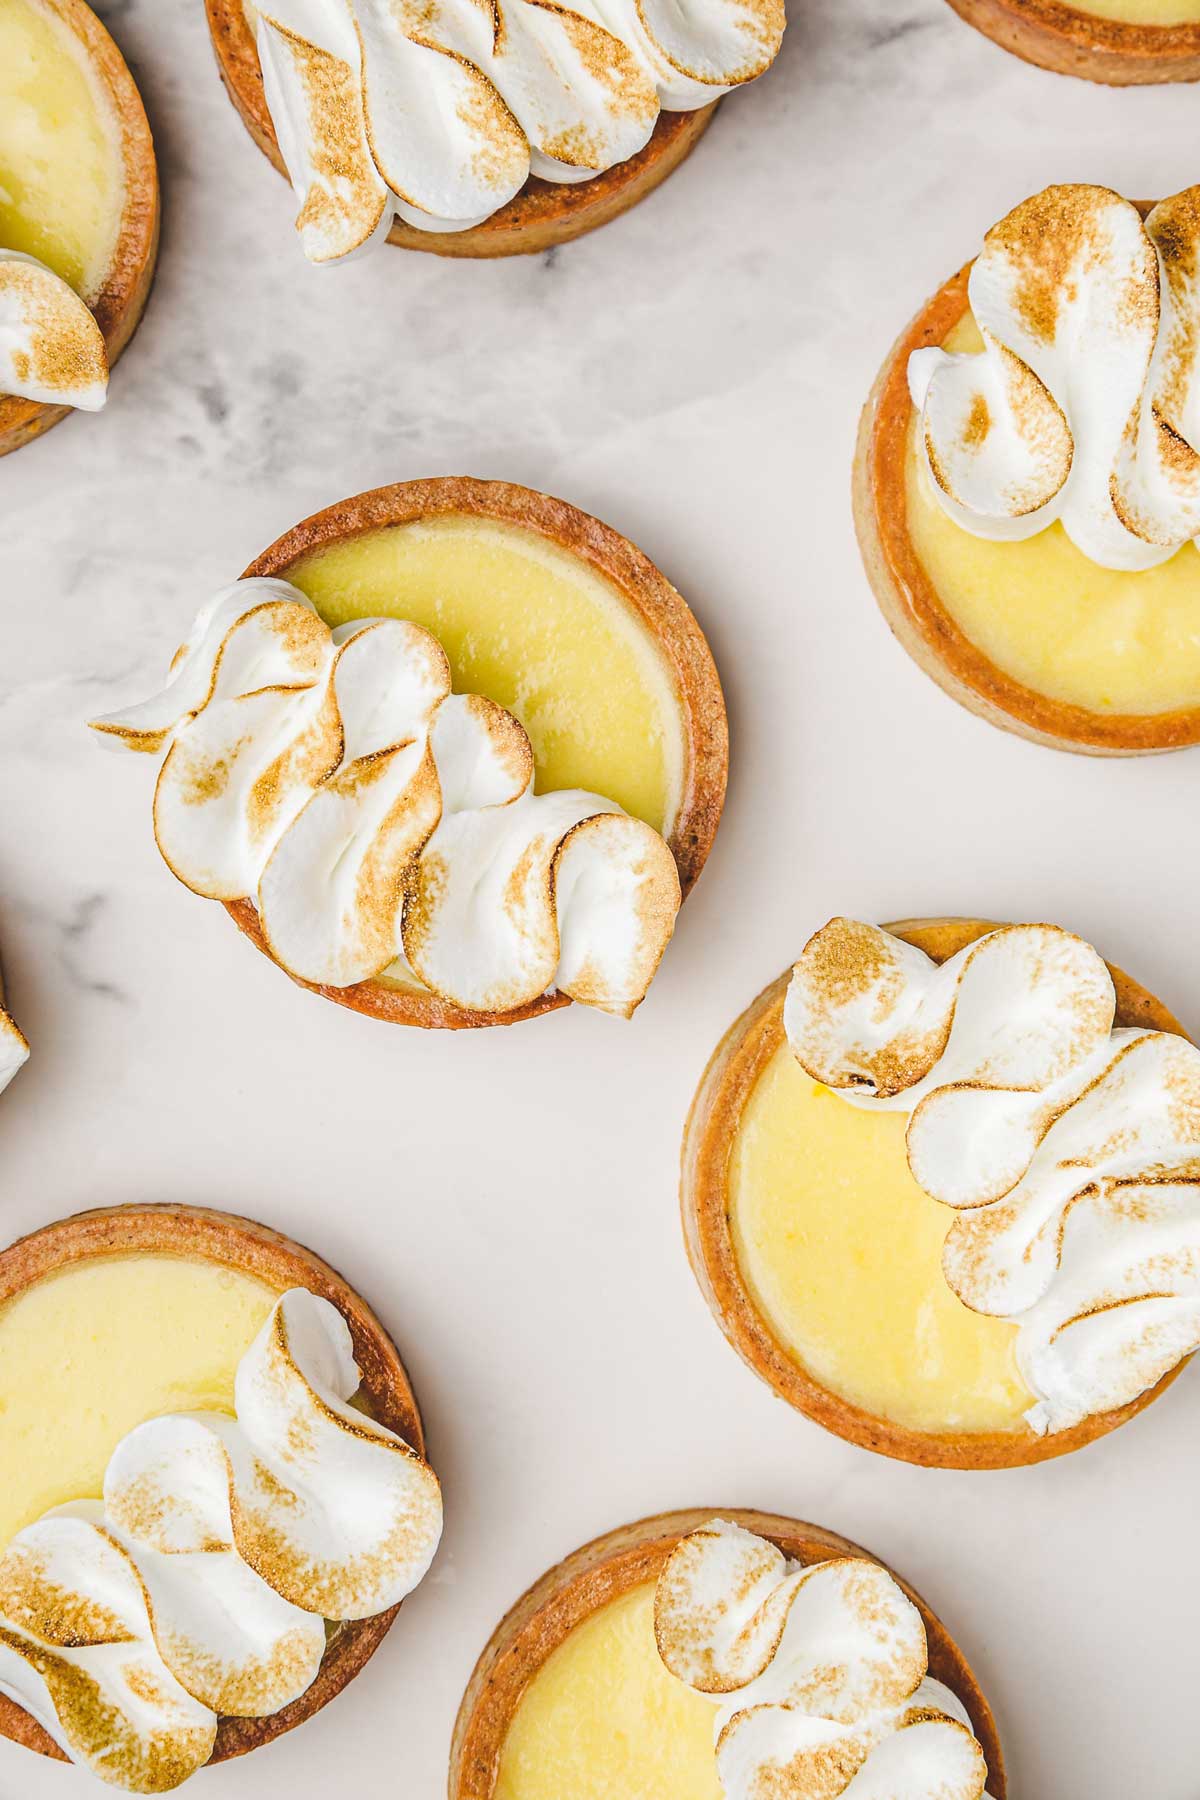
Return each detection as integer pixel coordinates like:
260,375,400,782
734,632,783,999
0,0,158,455
450,1510,1005,1800
92,478,726,1030
944,0,1200,82
204,0,784,260
683,916,1199,1468
854,185,1200,755
0,1203,441,1788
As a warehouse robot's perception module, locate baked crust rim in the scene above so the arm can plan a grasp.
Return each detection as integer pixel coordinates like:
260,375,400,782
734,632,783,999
0,1202,427,1767
680,916,1192,1469
944,0,1200,85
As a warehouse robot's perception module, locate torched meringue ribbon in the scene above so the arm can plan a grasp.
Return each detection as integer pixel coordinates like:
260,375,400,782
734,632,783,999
654,1520,989,1800
252,0,784,257
0,1290,442,1793
0,250,108,410
908,185,1200,572
785,920,1200,1434
0,1002,28,1099
90,578,681,1019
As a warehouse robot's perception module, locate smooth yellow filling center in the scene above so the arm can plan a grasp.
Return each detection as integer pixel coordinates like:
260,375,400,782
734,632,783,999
906,313,1200,718
1072,0,1200,21
0,0,123,299
729,1048,1032,1436
0,1254,277,1547
287,514,686,839
495,1582,721,1800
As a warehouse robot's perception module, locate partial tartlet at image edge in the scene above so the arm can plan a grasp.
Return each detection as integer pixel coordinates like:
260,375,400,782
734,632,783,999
204,0,783,260
0,0,158,456
942,0,1200,84
91,478,727,1031
854,184,1200,754
0,1203,441,1788
683,917,1198,1469
450,1509,1004,1800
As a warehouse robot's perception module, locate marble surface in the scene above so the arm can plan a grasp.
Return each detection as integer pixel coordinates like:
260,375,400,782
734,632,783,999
2,0,1199,1793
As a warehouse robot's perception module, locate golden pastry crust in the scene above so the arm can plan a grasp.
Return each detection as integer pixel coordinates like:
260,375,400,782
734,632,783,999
681,917,1192,1470
204,0,717,259
226,476,728,1030
0,0,159,458
448,1507,1007,1799
944,0,1200,84
853,246,1200,755
0,1203,427,1768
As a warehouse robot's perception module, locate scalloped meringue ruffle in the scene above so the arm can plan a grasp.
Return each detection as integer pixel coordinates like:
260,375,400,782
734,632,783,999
0,250,108,409
908,186,1200,573
785,919,1200,1434
653,1519,989,1800
251,0,785,257
0,1289,441,1793
0,1004,28,1099
90,578,681,1019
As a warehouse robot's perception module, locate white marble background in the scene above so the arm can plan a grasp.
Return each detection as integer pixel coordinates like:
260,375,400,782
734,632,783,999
2,0,1198,1793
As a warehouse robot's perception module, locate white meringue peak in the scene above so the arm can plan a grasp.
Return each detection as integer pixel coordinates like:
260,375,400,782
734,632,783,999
90,578,682,1018
0,1001,28,1099
785,919,1200,1434
250,0,784,256
0,249,108,410
0,1289,441,1793
654,1519,990,1800
908,186,1200,572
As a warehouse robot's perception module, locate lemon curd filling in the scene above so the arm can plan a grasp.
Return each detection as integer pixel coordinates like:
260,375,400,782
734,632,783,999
0,0,123,300
729,1049,1033,1436
906,313,1200,718
495,1582,721,1800
287,515,686,839
1073,0,1200,21
0,1254,277,1547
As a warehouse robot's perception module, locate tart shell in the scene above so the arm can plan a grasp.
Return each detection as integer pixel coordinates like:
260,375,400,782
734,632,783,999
204,0,717,260
681,916,1193,1470
228,476,728,1030
448,1506,1007,1799
944,0,1200,83
0,0,159,459
0,1202,429,1768
853,252,1200,755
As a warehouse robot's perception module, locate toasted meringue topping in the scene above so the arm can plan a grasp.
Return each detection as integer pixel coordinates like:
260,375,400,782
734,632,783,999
654,1520,990,1800
91,578,681,1018
786,920,1200,1433
250,0,784,255
0,249,108,409
0,1000,28,1099
909,186,1200,572
0,1289,441,1793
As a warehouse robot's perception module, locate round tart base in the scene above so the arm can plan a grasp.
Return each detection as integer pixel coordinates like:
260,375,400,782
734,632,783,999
853,255,1200,755
944,0,1200,82
682,916,1192,1469
204,0,717,259
0,0,159,459
449,1507,1007,1799
0,1203,428,1769
229,476,727,1030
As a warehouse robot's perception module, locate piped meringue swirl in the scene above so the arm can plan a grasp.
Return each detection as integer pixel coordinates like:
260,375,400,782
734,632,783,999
654,1519,990,1800
90,578,681,1019
0,1001,27,1099
0,250,108,409
908,185,1200,572
250,0,784,258
0,1288,441,1793
785,919,1200,1434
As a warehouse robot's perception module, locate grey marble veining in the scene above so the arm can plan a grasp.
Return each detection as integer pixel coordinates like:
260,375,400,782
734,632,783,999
2,2,1199,1794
